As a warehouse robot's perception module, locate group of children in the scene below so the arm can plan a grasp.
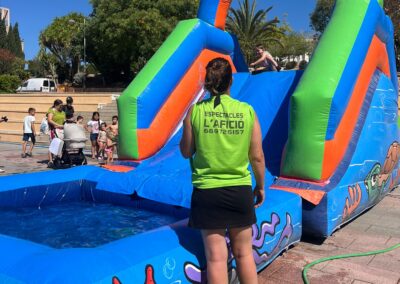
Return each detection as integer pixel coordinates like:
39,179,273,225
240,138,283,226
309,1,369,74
86,112,119,164
21,102,119,165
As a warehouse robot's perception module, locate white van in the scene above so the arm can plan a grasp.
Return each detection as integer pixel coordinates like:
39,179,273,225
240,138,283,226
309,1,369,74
17,78,57,93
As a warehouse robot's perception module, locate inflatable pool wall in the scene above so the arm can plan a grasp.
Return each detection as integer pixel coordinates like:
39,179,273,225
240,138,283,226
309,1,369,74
0,167,302,283
274,0,399,236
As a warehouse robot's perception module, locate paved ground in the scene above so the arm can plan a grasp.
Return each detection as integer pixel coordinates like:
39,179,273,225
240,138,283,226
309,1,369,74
0,142,399,283
0,141,98,174
258,188,400,284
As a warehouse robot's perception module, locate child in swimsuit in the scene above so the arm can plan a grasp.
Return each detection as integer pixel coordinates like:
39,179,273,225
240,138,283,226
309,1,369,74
97,122,107,160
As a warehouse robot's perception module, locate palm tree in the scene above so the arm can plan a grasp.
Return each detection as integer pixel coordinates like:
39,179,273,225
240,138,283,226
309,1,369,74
226,0,283,64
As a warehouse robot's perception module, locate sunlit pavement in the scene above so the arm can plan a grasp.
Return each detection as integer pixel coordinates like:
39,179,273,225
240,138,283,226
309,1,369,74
0,142,98,174
258,190,400,283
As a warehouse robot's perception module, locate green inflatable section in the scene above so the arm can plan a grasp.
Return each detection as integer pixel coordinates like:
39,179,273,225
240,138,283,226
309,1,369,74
281,0,369,180
117,19,199,159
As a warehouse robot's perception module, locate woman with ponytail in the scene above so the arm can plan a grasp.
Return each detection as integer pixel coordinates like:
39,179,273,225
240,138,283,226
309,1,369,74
180,58,265,284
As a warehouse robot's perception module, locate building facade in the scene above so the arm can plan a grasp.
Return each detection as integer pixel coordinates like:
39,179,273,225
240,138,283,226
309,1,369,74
0,7,10,33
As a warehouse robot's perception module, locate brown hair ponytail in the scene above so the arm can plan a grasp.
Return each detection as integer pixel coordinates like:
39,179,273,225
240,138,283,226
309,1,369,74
204,58,232,108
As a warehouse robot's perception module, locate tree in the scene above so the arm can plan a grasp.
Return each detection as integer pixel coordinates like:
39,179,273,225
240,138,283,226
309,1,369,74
38,48,59,81
27,57,47,78
0,48,27,79
39,13,86,82
269,31,313,59
0,19,7,49
384,0,400,58
0,74,21,93
12,23,24,58
226,0,283,63
87,0,199,83
0,48,14,74
310,0,335,36
0,21,24,58
6,25,16,55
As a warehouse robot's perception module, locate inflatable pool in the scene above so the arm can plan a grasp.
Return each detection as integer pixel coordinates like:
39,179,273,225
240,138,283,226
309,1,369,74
0,167,301,283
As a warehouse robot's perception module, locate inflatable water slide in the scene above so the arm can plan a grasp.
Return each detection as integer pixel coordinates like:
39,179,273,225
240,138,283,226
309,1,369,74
273,0,399,236
0,0,397,282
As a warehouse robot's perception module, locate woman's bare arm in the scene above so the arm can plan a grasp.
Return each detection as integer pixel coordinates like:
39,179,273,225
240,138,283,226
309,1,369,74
251,53,268,66
180,107,195,159
264,52,279,67
249,114,266,208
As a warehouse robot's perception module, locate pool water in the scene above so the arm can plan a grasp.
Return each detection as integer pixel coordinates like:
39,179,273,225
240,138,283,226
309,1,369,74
0,202,181,248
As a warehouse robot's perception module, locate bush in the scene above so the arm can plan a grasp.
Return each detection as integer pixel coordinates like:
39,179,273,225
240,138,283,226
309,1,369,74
299,60,308,70
0,74,21,93
285,61,297,70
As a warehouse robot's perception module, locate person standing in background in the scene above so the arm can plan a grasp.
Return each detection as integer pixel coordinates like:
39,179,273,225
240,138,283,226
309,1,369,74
47,99,66,168
22,108,36,158
0,115,8,173
63,96,75,120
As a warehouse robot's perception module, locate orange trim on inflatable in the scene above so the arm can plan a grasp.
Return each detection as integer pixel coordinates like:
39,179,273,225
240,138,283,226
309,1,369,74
270,185,326,205
278,176,330,187
321,36,391,180
136,50,236,160
215,0,232,30
101,165,135,173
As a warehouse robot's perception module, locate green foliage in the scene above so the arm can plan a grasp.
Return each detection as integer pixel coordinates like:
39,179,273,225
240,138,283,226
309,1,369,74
12,24,24,58
5,25,13,51
10,57,28,79
285,61,297,70
310,0,335,35
0,74,21,93
0,20,24,59
0,48,14,74
384,0,400,65
37,48,59,80
385,0,400,40
40,13,86,81
226,0,283,63
269,31,313,59
27,58,46,78
0,48,26,79
0,19,7,49
87,0,199,83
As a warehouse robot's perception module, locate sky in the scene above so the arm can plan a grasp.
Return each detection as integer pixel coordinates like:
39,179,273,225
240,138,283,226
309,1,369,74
0,0,317,60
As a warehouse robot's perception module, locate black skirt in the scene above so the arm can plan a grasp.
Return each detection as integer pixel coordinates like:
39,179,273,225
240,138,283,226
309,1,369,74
188,185,256,230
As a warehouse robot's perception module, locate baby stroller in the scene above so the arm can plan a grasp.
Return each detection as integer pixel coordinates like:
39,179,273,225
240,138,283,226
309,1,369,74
51,123,88,169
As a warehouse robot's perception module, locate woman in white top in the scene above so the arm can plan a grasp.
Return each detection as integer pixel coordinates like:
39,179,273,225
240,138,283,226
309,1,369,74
250,45,280,72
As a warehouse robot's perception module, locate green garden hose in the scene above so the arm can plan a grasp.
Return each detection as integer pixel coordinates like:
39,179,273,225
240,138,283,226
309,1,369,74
302,243,400,284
